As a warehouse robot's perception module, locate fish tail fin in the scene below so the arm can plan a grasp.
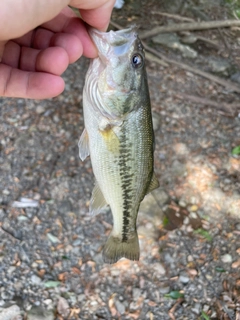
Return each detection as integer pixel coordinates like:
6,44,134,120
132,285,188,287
102,232,140,264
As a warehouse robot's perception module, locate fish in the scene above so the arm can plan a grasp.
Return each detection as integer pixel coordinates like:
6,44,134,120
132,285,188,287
78,26,159,264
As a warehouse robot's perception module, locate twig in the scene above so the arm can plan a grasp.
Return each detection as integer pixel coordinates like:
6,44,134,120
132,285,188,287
110,21,240,94
145,52,169,67
180,32,220,49
193,35,220,48
175,94,240,116
0,226,20,242
151,11,194,22
140,20,240,39
142,43,240,94
110,20,126,31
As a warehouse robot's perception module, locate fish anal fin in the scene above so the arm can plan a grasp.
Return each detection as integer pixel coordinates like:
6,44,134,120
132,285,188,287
89,182,108,216
102,232,139,264
146,172,159,194
78,128,90,161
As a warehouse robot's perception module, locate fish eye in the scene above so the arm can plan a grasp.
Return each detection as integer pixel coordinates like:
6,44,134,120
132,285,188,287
131,54,143,69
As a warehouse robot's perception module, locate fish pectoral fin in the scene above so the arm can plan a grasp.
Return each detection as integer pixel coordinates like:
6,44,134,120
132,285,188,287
146,172,159,194
89,182,108,216
102,232,140,264
78,128,90,161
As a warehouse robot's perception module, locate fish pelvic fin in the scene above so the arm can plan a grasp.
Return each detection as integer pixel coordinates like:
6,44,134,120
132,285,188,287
102,232,140,264
78,128,90,161
89,182,108,216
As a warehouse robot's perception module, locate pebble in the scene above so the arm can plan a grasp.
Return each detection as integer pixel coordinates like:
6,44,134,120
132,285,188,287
183,217,190,225
152,33,197,58
171,160,186,178
152,189,169,206
208,58,232,75
152,263,166,275
0,305,22,320
189,205,198,212
115,300,126,314
192,302,201,315
203,305,210,313
57,297,70,318
132,288,141,300
179,273,190,284
152,112,161,131
231,72,240,84
7,266,16,275
236,223,240,231
179,199,187,207
27,307,55,320
159,286,170,294
221,254,233,263
36,105,45,114
31,275,42,285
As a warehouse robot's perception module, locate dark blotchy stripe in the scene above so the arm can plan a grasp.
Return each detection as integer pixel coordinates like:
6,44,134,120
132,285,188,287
119,126,134,242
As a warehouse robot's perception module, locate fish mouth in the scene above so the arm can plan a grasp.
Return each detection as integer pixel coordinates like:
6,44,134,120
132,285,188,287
89,26,138,57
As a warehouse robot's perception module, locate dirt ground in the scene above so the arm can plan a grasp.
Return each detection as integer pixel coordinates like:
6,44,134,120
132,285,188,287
0,0,240,319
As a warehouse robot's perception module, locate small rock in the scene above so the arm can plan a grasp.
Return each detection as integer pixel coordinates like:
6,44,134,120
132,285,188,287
192,302,201,315
183,217,190,225
231,72,240,84
203,305,210,313
174,143,189,156
53,115,60,123
36,105,45,114
179,273,190,284
115,300,125,314
159,286,170,294
27,307,54,320
72,239,81,246
152,112,161,131
139,193,163,225
171,160,186,178
179,199,187,207
152,189,169,207
0,305,22,320
31,275,42,285
132,288,141,300
152,263,166,275
189,205,198,212
111,268,121,277
7,266,16,275
77,294,85,302
57,297,70,318
152,33,197,58
58,200,72,215
46,233,60,244
208,58,232,76
221,254,233,263
43,300,53,307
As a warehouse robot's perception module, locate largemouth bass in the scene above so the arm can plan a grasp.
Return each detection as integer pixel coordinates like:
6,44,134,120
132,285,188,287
79,26,159,264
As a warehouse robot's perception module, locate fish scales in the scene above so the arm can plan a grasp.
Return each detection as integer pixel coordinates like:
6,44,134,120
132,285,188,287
79,26,159,264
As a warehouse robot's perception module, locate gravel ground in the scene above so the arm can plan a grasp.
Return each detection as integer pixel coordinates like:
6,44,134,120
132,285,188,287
1,1,240,319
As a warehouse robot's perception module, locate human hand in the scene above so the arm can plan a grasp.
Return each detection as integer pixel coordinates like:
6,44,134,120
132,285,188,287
0,0,115,99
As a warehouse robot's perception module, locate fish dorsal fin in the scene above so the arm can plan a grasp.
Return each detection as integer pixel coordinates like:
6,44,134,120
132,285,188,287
89,182,108,216
78,129,90,161
146,172,159,194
